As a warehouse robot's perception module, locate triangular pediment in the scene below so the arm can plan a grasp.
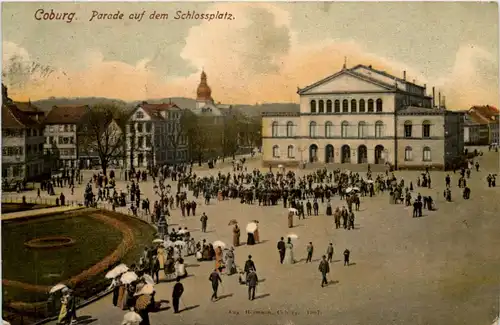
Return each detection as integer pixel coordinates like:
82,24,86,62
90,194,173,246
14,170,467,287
299,70,394,95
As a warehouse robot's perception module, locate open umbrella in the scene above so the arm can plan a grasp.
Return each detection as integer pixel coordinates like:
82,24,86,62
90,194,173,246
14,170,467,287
213,240,226,249
345,187,353,193
49,284,67,294
174,240,186,247
122,311,142,325
141,274,155,285
152,238,164,244
105,263,129,279
286,233,299,240
178,229,187,234
246,222,258,233
134,283,155,296
366,180,374,184
120,271,138,284
164,240,174,247
228,219,238,226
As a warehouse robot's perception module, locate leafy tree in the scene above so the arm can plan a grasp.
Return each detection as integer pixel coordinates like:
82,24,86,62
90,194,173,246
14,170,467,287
78,104,125,175
221,114,242,160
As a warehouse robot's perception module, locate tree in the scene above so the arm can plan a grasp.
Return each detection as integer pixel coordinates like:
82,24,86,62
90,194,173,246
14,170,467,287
78,104,125,176
167,110,187,165
221,114,241,160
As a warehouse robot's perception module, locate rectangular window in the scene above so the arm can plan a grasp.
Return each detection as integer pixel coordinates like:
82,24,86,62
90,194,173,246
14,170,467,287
423,125,431,138
137,123,143,133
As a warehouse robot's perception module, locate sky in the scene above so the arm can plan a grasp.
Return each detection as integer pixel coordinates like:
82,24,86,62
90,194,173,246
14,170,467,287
2,2,499,109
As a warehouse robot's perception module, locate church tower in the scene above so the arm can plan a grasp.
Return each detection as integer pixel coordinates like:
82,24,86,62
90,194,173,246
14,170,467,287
196,70,214,109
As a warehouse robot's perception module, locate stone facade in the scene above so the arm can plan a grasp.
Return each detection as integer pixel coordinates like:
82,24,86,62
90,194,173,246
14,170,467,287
262,64,464,170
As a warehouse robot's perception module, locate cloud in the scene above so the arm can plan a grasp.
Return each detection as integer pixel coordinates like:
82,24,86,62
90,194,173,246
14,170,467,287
2,3,498,109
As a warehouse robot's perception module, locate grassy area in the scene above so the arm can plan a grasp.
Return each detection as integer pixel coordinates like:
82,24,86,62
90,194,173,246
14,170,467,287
1,210,155,305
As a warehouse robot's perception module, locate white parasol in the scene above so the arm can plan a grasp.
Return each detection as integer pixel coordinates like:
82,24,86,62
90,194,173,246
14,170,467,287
105,263,129,279
174,240,186,247
366,180,374,184
141,274,155,285
288,208,298,213
246,222,258,233
122,311,142,325
152,238,164,244
213,240,226,249
278,164,284,168
345,187,353,193
286,233,299,240
164,240,174,247
178,229,187,234
120,271,138,284
49,283,68,294
134,283,155,296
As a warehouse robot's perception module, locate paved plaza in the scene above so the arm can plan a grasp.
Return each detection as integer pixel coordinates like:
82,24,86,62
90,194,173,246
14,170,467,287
4,151,500,325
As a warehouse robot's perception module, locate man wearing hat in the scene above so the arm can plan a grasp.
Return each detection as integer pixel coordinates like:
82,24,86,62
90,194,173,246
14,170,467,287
172,277,184,313
244,255,256,275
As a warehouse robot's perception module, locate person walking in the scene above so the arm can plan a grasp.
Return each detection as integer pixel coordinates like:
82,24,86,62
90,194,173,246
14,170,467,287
343,249,350,266
200,213,208,233
209,269,222,301
306,242,314,263
277,237,286,264
318,255,330,287
244,255,256,274
172,277,184,313
326,243,334,263
246,269,259,300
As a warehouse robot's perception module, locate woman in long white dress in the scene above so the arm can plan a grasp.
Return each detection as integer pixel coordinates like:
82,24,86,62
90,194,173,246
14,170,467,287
283,237,295,264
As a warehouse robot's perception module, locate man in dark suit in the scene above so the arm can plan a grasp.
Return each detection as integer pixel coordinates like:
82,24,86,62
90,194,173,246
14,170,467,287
246,269,259,300
318,255,330,287
244,255,256,274
172,277,184,313
277,238,286,264
209,269,222,301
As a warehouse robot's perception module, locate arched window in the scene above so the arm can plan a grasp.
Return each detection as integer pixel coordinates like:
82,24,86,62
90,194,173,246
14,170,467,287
376,98,383,112
309,121,318,138
334,100,340,113
286,121,294,137
358,121,367,138
359,99,366,112
272,145,280,158
342,99,349,113
341,121,349,138
287,145,295,158
326,100,332,113
318,100,325,113
422,120,431,138
404,120,413,138
310,100,317,113
404,146,413,161
367,99,374,112
351,99,357,113
375,121,384,138
325,121,334,138
272,121,279,137
423,147,431,161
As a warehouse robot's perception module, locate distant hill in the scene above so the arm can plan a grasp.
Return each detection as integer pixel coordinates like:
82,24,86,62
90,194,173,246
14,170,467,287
31,96,299,116
32,97,128,111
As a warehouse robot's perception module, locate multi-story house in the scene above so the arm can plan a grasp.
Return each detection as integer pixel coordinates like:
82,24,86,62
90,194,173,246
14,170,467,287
43,105,90,169
2,103,46,184
125,102,188,169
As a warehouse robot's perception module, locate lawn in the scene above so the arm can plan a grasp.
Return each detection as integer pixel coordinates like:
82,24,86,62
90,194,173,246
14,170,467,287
1,203,52,214
2,210,155,304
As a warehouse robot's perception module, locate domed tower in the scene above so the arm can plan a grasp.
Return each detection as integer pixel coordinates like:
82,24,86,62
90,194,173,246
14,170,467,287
196,70,214,109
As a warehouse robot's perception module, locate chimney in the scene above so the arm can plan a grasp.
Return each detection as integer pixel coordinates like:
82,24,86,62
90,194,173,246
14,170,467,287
403,71,406,80
432,87,435,107
413,79,415,84
442,96,446,108
438,92,441,108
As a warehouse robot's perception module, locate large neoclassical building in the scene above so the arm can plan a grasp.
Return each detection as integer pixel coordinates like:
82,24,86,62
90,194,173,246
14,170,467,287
262,64,464,169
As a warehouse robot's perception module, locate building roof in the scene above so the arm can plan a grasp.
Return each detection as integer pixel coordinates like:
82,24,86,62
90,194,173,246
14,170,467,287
469,105,499,124
467,110,491,125
13,101,41,112
397,106,445,115
134,102,180,121
44,105,90,124
350,64,426,89
2,104,42,128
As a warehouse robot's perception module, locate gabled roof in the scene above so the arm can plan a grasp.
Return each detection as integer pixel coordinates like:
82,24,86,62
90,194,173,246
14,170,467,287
14,101,41,112
2,104,42,128
350,64,425,89
297,68,397,95
44,105,90,124
469,105,499,122
468,110,492,125
133,102,180,121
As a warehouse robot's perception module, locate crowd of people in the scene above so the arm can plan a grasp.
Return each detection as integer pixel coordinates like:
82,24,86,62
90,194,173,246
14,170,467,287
43,150,497,325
